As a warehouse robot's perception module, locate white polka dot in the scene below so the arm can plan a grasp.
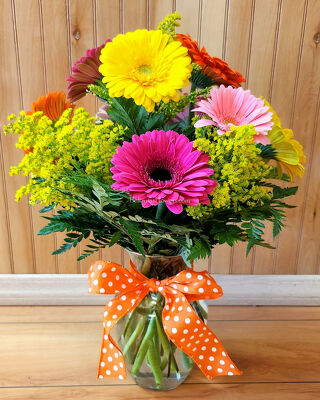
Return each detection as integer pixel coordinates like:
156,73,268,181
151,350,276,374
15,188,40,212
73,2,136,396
102,348,107,353
112,314,117,319
199,333,204,337
217,368,223,373
108,301,113,307
90,266,93,271
89,288,92,293
173,284,178,289
207,366,212,370
181,338,185,342
117,305,122,310
119,374,124,379
228,372,234,376
230,364,234,369
115,353,119,358
183,286,189,292
109,344,114,349
165,305,170,310
102,272,107,278
193,347,197,351
172,328,177,334
209,356,214,361
121,295,126,300
115,275,120,280
194,328,198,332
104,334,108,340
212,347,217,352
199,355,204,360
119,362,123,368
207,280,211,285
205,338,209,342
187,343,191,347
128,278,133,283
108,282,113,287
93,280,98,286
186,272,192,279
90,272,94,277
108,356,113,362
183,329,188,334
220,360,225,365
214,338,218,343
100,288,105,293
107,321,112,327
196,320,200,324
121,284,126,289
101,361,105,367
171,306,175,312
172,289,177,294
131,299,135,305
182,297,186,302
197,275,203,280
165,316,170,321
196,340,200,344
222,351,226,357
111,267,116,272
187,307,192,312
106,370,111,375
175,297,180,303
185,318,191,324
174,316,179,322
201,346,206,351
115,290,120,294
178,306,183,311
158,287,163,292
213,288,219,293
190,335,194,340
113,365,118,371
98,264,102,270
99,375,103,379
198,288,204,293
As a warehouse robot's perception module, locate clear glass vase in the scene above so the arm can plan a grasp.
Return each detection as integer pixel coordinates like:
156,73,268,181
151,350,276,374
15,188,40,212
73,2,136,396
116,251,208,391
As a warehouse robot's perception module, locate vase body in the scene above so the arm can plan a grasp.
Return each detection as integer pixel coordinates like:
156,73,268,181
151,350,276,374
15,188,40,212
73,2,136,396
116,251,208,391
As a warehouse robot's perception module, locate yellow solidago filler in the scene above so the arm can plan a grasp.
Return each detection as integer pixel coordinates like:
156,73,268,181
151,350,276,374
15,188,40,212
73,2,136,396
187,125,272,219
99,29,192,112
264,100,306,181
157,12,181,38
4,108,125,207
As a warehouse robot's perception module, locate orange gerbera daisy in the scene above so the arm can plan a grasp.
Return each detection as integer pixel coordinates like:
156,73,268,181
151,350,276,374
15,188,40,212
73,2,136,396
23,91,74,154
29,91,75,121
176,34,245,88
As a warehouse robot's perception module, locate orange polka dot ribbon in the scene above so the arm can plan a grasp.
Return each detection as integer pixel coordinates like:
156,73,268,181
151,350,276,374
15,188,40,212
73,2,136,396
88,260,242,380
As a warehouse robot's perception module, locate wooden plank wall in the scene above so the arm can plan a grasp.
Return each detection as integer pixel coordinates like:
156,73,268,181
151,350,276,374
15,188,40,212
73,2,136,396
0,0,319,275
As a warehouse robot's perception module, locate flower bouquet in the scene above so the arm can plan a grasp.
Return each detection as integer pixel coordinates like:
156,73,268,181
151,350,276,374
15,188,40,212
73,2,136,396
4,12,305,391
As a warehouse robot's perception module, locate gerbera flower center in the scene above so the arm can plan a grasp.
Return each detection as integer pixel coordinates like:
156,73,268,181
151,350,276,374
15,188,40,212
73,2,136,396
149,167,172,182
222,116,239,126
138,64,152,75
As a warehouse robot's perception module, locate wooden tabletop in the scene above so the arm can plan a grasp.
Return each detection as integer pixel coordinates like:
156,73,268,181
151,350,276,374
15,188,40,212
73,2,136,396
0,305,319,399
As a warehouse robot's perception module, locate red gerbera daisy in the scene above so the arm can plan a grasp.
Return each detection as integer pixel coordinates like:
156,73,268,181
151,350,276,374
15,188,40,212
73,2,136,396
176,34,245,88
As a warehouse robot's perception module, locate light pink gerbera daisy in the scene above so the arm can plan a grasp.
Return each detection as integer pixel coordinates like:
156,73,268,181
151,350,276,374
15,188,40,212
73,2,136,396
193,85,273,144
110,130,217,214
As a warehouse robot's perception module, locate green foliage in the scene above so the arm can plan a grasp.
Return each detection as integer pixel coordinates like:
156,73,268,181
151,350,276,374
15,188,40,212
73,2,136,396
190,69,215,89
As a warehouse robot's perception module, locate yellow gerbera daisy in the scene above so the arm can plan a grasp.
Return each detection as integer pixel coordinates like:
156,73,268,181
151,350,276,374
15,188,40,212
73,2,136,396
99,29,192,112
265,101,306,181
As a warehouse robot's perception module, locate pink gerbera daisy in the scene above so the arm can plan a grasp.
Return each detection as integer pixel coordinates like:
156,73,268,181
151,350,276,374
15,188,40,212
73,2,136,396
110,130,217,214
193,85,273,144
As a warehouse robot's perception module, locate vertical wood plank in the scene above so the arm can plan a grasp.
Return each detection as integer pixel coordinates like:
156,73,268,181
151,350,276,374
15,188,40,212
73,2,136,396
201,0,227,57
224,0,254,85
96,0,122,266
41,0,79,274
293,0,320,274
1,1,36,274
176,0,201,39
149,0,173,29
226,0,255,273
249,0,280,274
123,0,148,31
271,0,307,274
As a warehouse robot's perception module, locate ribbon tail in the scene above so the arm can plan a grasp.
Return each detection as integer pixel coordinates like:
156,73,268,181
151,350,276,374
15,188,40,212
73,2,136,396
161,288,242,380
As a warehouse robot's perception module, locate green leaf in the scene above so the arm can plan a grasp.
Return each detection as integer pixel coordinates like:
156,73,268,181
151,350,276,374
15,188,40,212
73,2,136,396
108,230,122,247
190,69,215,89
119,218,145,256
39,204,55,213
188,235,211,261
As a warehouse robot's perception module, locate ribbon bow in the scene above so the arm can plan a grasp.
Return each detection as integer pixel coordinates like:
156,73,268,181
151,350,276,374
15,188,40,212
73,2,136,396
88,260,241,380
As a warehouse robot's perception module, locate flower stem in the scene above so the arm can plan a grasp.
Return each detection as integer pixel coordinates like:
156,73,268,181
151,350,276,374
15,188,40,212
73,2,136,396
123,315,148,356
131,315,157,376
155,201,166,220
147,339,163,388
